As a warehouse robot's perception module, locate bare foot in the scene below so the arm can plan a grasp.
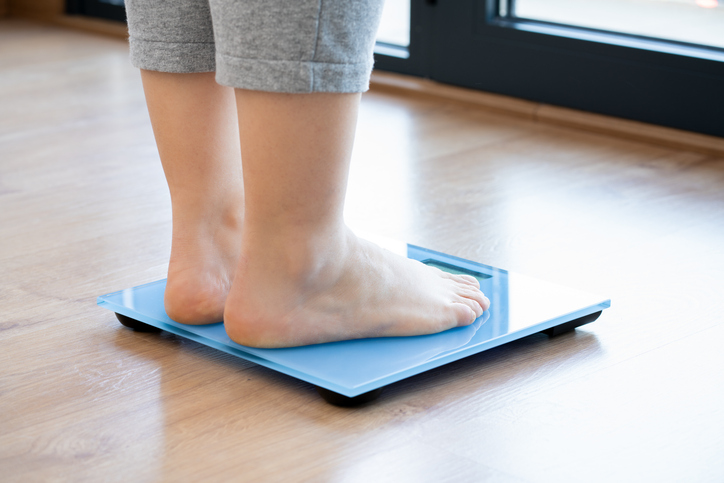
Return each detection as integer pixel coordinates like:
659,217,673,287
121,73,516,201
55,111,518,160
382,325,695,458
164,205,243,324
223,227,490,348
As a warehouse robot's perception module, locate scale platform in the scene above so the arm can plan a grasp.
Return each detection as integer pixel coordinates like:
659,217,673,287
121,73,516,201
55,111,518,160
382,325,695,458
98,238,610,406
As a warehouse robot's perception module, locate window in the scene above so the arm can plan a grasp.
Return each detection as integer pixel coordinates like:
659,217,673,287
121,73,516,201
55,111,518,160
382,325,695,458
514,0,724,49
374,1,724,137
67,0,125,22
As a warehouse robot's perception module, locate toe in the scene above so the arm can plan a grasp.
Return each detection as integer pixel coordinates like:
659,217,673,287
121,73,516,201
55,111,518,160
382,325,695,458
456,285,490,315
437,270,480,288
454,292,484,319
450,302,477,327
457,274,481,288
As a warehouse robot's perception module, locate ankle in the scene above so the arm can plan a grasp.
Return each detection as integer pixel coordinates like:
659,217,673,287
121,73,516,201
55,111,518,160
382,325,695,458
240,222,350,282
172,199,242,234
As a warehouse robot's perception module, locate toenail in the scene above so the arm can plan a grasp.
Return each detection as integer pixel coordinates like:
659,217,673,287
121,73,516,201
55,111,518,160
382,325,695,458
469,307,477,323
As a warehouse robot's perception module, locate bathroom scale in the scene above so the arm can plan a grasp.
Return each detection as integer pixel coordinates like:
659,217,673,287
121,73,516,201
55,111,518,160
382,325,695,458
98,236,610,406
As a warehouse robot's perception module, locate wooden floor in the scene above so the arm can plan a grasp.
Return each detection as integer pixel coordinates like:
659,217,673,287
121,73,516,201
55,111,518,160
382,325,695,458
2,19,724,482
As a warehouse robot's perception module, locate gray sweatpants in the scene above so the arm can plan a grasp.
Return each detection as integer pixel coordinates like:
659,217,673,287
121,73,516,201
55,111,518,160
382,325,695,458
125,0,385,93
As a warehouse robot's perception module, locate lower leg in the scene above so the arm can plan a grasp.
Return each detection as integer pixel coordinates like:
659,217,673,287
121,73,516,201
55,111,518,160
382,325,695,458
140,70,244,324
224,90,489,348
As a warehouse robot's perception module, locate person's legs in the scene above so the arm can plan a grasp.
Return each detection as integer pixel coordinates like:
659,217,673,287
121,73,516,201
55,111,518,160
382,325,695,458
223,90,489,348
140,70,243,324
126,0,490,344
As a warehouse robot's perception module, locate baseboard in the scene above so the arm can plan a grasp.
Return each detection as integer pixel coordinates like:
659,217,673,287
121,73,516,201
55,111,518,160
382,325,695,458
370,71,724,158
6,13,127,38
54,14,127,38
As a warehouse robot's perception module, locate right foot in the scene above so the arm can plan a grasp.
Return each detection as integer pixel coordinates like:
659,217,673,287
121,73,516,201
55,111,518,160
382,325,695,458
138,70,244,325
164,206,243,325
223,228,490,348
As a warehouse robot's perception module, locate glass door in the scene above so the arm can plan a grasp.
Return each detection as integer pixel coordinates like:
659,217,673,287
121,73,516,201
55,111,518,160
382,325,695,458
374,0,724,137
67,0,126,22
377,0,412,56
514,0,724,49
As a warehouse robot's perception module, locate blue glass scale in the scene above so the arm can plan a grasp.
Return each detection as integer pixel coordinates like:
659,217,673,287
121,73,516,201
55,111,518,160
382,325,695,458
97,238,610,405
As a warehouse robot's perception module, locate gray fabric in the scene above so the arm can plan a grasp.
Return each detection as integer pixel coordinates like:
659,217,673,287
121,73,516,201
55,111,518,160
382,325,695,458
126,0,384,93
126,0,217,73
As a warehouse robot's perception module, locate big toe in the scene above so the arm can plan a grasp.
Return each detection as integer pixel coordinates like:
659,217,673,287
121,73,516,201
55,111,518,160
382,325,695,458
450,302,478,327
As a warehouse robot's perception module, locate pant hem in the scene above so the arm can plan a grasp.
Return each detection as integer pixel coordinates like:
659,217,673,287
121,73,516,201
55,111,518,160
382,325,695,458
129,38,216,73
215,53,372,93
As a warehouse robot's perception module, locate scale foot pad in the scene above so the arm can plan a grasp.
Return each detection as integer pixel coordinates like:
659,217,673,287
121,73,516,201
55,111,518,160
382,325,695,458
116,313,162,333
316,387,384,406
542,311,601,337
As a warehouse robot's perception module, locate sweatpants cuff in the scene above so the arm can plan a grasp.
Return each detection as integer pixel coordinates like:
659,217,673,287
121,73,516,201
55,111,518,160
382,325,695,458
215,53,373,93
129,38,216,73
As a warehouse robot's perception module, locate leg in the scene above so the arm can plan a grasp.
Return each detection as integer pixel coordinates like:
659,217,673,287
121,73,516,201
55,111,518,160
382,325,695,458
140,70,243,324
223,90,490,348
